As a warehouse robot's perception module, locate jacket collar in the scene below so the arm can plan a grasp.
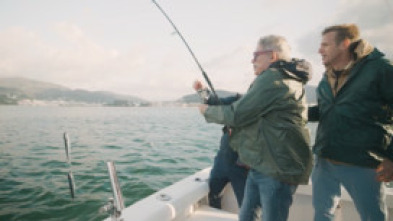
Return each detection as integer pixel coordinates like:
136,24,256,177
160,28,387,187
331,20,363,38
325,39,374,77
323,40,375,96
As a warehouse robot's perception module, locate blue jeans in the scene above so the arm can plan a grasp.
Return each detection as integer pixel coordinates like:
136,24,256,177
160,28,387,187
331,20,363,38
209,132,248,208
312,157,386,221
239,169,297,221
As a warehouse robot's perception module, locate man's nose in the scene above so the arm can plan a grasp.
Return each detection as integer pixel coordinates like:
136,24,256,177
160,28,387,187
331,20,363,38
318,47,323,54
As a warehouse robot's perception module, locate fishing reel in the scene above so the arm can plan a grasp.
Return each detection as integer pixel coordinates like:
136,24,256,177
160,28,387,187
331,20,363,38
197,88,211,103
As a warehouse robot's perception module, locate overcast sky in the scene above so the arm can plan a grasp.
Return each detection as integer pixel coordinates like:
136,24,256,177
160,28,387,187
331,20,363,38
1,0,392,101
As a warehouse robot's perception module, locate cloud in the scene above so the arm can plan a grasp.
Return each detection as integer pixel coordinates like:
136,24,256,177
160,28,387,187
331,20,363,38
1,0,391,101
202,45,255,93
0,23,156,97
0,21,228,101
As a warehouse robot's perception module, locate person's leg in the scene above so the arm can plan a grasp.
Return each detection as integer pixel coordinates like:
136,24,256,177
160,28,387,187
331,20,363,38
253,171,296,221
220,131,249,207
229,165,248,207
337,165,386,221
312,157,341,221
208,150,229,209
239,170,261,221
208,177,228,208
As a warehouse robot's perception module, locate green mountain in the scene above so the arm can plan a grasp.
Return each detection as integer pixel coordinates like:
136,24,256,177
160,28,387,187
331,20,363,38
179,90,237,103
179,85,317,104
0,77,149,106
0,77,317,106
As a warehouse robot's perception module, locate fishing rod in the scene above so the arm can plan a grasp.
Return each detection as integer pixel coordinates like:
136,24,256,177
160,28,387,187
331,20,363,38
152,0,219,101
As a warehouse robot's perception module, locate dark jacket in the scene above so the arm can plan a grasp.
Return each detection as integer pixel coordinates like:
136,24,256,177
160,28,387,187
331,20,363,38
203,59,313,184
309,40,393,168
206,94,241,164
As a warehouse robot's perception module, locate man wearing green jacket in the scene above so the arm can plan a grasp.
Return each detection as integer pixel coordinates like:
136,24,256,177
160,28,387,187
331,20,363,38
309,24,393,221
198,35,313,221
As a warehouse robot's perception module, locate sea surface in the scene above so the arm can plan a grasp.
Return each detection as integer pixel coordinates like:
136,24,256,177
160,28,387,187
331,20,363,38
0,106,317,221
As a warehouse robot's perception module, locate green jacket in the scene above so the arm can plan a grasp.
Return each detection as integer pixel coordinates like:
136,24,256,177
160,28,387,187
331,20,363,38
309,40,393,168
204,59,312,184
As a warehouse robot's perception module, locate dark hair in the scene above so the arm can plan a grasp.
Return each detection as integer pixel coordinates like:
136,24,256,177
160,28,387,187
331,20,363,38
322,24,360,45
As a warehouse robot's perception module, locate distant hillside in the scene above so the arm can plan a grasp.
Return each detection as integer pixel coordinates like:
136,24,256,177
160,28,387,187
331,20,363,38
0,77,317,106
179,90,238,103
0,77,149,106
0,77,68,95
179,85,317,104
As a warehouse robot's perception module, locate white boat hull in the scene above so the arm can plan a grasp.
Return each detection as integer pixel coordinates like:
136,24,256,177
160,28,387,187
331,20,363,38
104,167,393,221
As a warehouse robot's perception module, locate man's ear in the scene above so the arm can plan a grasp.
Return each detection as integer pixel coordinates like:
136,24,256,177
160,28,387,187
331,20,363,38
340,39,351,50
271,51,278,62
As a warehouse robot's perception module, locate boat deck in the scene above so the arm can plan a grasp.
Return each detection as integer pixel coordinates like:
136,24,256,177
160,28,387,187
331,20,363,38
186,206,237,221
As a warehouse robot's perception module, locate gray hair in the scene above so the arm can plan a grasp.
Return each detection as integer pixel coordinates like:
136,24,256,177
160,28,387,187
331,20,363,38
258,35,291,61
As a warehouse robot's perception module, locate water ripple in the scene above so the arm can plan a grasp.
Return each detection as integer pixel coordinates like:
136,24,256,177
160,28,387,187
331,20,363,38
0,106,315,221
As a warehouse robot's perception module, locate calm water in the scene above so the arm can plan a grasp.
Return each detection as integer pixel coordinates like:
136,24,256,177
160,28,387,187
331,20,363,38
0,106,317,221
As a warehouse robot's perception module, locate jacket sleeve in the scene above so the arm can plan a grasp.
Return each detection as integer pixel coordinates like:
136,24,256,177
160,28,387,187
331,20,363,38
203,70,288,127
379,60,393,109
379,60,393,152
206,94,241,106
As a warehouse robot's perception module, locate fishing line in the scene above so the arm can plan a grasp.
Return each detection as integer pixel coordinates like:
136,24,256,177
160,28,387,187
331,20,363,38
152,0,219,101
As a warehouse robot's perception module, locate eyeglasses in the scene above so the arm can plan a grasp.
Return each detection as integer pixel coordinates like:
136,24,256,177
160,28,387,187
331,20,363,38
252,50,272,62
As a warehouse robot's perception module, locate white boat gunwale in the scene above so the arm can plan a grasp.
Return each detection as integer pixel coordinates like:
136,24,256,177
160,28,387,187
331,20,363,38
104,167,393,221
